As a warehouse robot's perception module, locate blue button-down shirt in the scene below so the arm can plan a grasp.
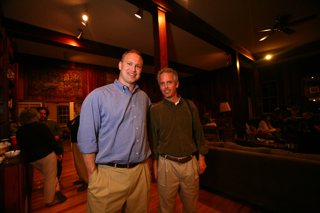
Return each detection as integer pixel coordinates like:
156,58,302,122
78,80,152,164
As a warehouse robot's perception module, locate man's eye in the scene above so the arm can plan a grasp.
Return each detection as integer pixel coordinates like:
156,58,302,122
127,62,132,66
136,65,141,69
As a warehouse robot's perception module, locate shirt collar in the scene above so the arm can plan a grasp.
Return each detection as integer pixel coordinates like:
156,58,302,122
114,79,139,93
163,95,181,106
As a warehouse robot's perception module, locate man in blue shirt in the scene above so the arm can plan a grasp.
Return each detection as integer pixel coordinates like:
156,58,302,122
78,49,152,213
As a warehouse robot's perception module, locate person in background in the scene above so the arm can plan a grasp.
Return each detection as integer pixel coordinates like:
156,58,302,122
258,114,281,140
78,49,152,213
16,109,67,207
149,67,208,213
202,112,215,126
273,104,291,139
67,101,88,192
37,107,64,180
290,106,301,119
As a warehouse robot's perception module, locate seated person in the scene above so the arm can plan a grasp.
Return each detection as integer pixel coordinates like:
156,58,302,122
290,105,301,119
298,112,314,133
273,104,291,139
202,112,217,126
258,114,281,140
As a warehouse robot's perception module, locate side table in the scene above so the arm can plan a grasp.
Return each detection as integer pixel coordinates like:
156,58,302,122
219,127,235,142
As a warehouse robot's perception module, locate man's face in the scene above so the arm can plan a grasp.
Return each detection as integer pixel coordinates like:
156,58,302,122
159,72,179,100
74,105,81,115
118,53,143,88
39,109,47,121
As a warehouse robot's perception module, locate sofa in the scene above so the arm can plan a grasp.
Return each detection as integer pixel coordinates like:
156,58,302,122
200,141,320,213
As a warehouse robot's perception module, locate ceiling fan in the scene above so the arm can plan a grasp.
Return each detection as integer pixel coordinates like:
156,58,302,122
258,14,317,41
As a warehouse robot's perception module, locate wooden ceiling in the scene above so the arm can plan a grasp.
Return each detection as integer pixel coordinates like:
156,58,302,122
1,0,320,77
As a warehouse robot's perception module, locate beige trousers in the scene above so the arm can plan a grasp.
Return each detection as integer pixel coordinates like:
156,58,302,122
86,160,151,213
158,155,200,213
72,143,88,183
31,151,60,204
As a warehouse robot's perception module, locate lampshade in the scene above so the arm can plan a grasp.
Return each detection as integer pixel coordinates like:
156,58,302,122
219,102,231,112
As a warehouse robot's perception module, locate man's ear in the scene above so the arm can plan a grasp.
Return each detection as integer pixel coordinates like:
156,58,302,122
118,61,122,70
176,81,179,89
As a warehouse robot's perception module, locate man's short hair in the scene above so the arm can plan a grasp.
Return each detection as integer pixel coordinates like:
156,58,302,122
121,49,143,63
157,67,179,85
19,108,40,125
74,101,83,108
37,107,50,116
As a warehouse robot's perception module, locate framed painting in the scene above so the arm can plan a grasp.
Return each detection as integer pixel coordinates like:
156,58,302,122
28,68,83,97
309,86,319,94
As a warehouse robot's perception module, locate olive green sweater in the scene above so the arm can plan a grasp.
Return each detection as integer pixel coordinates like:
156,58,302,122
149,97,208,159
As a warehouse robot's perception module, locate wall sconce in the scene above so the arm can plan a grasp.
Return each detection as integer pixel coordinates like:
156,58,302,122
135,8,143,19
77,29,83,39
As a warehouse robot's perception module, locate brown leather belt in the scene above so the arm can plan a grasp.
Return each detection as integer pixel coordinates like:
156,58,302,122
101,162,142,169
160,154,193,164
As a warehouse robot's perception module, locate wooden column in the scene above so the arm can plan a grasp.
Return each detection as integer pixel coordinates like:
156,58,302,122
252,65,262,116
152,7,168,102
231,52,246,138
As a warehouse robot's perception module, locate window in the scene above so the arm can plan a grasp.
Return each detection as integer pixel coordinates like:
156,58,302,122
261,81,278,113
57,106,69,125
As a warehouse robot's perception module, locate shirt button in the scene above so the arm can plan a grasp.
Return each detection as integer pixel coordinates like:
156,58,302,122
136,127,138,129
132,105,135,107
134,116,136,118
136,153,139,155
137,140,139,142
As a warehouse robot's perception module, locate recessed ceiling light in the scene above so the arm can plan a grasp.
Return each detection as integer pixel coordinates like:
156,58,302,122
265,55,272,60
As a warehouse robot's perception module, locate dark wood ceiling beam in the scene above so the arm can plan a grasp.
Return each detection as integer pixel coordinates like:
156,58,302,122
126,0,255,63
0,17,206,75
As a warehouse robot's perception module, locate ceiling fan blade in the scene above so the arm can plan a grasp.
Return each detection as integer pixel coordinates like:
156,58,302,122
259,34,270,41
288,14,317,26
278,14,291,23
259,31,276,41
258,29,272,33
282,27,295,35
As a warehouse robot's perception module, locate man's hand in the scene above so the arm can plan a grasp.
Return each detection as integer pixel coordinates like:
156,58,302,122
54,136,60,141
153,160,158,181
57,154,63,161
198,154,207,175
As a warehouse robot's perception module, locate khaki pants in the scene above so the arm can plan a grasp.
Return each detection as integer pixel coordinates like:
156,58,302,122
158,155,200,213
86,160,151,213
72,143,88,183
31,152,60,204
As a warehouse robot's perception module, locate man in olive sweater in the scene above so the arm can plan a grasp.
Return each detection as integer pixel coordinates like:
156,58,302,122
149,68,208,213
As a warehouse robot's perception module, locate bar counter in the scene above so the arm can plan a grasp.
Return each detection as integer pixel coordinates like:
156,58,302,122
0,149,32,213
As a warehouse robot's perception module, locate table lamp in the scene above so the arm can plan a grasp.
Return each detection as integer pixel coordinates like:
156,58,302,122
219,102,232,128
